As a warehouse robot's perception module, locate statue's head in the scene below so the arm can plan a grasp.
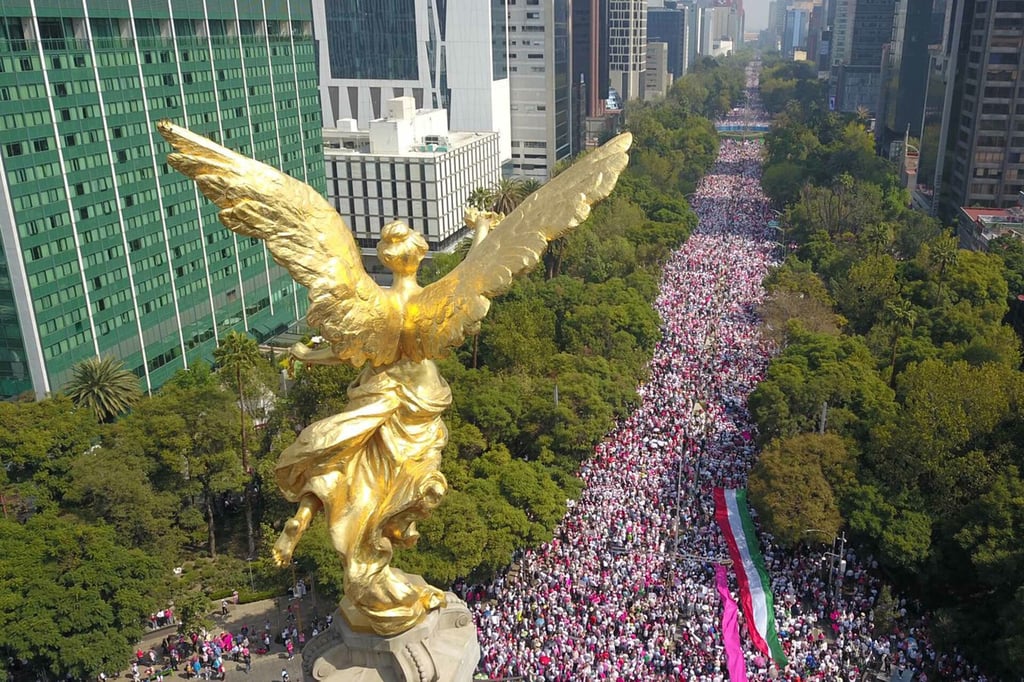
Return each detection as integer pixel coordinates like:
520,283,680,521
377,221,428,276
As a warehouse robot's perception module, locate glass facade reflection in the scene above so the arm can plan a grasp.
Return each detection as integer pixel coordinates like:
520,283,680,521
554,0,572,162
326,0,418,80
0,0,323,398
492,0,508,80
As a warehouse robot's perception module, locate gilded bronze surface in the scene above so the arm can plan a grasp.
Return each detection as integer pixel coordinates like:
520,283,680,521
157,119,631,636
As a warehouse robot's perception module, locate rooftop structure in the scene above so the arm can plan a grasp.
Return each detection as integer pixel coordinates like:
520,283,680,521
957,203,1024,251
323,97,501,260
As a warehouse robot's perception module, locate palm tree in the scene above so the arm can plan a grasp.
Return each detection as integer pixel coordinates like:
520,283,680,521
519,178,542,199
884,299,917,388
213,331,263,472
213,331,264,557
64,356,142,422
863,222,893,257
928,235,959,306
489,177,528,215
467,186,493,211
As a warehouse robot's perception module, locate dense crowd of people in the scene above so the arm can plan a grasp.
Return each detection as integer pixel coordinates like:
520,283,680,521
468,65,991,682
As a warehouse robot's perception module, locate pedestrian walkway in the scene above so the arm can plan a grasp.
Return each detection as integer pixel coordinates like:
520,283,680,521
126,592,323,682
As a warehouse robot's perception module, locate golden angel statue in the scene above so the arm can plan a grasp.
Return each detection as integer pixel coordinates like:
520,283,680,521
157,120,631,637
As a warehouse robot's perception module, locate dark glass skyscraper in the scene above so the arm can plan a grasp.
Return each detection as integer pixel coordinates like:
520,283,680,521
572,0,609,118
648,6,687,80
325,0,418,80
877,0,936,149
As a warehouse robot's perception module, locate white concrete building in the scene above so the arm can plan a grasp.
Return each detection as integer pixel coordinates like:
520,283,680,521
608,0,647,102
323,97,501,257
644,42,671,100
313,0,513,163
507,0,573,180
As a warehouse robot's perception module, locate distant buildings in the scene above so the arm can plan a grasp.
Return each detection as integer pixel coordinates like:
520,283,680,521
698,2,743,57
644,41,671,100
0,0,323,399
312,0,513,164
957,203,1024,252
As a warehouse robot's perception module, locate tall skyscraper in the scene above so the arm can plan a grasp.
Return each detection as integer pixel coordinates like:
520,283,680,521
876,0,935,150
313,0,513,163
648,5,688,80
782,3,813,59
507,0,573,180
0,0,323,399
833,0,895,113
830,0,854,67
806,3,824,62
608,0,646,102
768,0,788,44
572,0,609,120
932,0,1024,214
681,1,700,75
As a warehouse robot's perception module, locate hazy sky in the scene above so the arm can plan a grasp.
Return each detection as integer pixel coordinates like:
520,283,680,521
745,0,771,32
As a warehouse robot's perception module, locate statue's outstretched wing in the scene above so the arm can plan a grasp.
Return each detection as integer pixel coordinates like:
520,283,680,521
157,120,399,367
406,132,632,359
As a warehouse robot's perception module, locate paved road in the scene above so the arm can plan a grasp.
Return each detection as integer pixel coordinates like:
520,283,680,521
129,593,326,682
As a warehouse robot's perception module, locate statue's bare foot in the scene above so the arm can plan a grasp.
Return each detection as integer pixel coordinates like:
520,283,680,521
419,582,446,610
272,494,321,566
272,518,302,567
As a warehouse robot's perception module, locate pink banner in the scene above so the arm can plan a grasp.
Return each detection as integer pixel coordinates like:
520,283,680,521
715,564,749,682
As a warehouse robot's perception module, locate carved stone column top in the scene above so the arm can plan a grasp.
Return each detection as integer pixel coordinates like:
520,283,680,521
303,590,479,682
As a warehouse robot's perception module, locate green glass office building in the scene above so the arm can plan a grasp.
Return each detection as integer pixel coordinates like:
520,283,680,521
0,0,324,398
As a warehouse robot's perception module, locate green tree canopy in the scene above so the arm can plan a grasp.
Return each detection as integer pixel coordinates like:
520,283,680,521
0,513,163,680
748,433,850,547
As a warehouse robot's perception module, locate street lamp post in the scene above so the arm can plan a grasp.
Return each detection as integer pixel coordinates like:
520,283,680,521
802,529,846,601
290,560,303,638
670,402,710,569
691,402,708,516
834,532,847,600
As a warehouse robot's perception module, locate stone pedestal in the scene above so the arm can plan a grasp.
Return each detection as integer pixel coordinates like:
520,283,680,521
301,593,480,682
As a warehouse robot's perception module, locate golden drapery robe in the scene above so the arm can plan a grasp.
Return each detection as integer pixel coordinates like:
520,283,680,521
275,358,451,634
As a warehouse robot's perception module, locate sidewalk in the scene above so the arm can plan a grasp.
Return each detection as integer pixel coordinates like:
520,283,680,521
128,592,325,682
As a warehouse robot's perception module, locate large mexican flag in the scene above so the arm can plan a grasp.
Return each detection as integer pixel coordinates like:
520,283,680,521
714,487,789,667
